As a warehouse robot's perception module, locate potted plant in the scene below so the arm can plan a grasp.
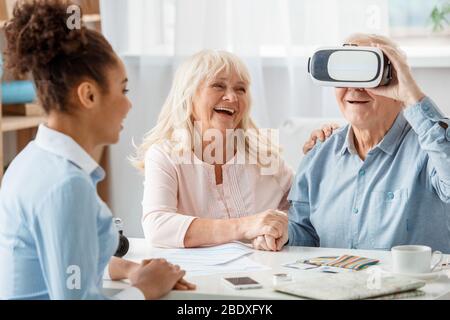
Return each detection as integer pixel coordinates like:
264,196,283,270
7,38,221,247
430,1,450,31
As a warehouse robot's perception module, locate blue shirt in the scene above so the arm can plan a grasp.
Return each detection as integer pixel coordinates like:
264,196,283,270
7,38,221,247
0,125,121,300
288,97,450,253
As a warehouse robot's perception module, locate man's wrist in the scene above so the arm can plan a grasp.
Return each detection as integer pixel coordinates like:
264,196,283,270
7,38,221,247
404,90,425,107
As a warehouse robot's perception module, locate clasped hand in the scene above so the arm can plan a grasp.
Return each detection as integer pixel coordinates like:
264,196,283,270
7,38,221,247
240,210,288,252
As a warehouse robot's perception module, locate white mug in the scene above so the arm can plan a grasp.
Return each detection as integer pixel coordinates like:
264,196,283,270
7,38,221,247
392,245,443,274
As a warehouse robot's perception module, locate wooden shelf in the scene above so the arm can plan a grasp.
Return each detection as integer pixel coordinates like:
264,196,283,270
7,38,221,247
1,14,100,27
1,115,46,133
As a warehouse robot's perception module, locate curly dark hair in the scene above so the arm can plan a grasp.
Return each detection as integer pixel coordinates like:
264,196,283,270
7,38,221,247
4,0,118,113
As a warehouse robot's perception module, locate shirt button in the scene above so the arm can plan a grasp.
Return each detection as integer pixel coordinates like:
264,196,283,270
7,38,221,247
422,105,430,112
359,170,366,177
387,192,395,200
427,112,435,118
353,208,359,214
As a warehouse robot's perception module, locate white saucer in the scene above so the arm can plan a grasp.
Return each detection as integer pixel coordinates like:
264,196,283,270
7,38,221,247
380,267,444,281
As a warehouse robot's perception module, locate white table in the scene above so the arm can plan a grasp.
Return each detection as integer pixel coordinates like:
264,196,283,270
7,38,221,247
103,238,450,300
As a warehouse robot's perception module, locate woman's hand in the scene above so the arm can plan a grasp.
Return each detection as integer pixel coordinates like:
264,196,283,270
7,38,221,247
239,210,288,247
303,123,340,154
128,259,195,300
366,43,425,107
109,256,141,281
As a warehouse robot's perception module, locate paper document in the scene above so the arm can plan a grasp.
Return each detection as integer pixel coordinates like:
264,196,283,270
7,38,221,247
146,242,269,276
187,257,270,277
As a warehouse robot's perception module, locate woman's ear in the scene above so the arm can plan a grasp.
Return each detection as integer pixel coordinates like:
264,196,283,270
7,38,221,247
77,81,100,110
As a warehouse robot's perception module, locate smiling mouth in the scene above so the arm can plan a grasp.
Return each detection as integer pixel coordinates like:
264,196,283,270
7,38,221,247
213,106,236,116
347,100,370,105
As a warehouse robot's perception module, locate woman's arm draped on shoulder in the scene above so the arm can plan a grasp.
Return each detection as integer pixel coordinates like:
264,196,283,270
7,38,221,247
303,123,341,155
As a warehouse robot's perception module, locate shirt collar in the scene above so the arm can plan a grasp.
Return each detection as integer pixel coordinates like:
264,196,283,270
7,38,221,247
340,126,357,156
340,112,408,157
35,124,101,177
377,113,408,156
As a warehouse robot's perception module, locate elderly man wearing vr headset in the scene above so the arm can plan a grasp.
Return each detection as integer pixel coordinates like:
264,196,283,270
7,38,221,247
258,33,450,253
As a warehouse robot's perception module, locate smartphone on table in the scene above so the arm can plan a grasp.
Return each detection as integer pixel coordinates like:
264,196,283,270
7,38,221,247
222,277,263,290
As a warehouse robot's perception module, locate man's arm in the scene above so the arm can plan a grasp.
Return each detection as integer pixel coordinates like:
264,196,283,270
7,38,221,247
286,156,320,247
404,97,450,203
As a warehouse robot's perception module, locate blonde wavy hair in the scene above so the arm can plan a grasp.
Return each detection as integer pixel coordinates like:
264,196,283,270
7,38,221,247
131,50,280,171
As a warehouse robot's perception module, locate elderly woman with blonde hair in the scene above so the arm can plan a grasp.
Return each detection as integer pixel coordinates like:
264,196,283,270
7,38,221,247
132,50,294,251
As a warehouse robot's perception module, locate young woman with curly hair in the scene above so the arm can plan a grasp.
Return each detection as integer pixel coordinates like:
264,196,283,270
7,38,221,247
0,0,194,300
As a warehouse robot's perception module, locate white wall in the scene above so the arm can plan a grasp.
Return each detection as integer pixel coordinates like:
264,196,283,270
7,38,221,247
107,62,450,237
412,68,450,115
108,59,175,237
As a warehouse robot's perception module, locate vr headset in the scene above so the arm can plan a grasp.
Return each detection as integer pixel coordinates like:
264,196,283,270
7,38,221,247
308,45,392,88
